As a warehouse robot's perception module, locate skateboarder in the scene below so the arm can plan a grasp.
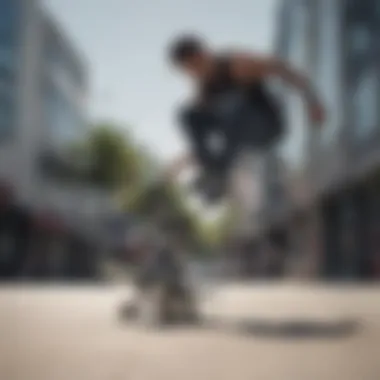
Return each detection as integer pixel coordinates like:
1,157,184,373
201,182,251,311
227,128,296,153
165,34,325,197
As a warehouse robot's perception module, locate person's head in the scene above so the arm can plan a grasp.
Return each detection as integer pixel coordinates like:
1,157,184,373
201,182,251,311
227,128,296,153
169,34,213,78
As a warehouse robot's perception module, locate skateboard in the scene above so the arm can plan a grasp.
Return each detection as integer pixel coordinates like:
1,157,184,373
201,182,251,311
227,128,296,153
119,249,199,327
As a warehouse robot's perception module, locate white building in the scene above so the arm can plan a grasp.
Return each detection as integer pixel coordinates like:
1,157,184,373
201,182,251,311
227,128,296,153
0,0,115,230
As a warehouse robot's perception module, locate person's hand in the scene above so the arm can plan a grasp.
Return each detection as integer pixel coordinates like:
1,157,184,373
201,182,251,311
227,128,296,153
308,101,326,127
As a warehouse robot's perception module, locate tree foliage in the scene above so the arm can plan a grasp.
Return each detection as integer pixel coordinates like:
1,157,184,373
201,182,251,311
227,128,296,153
125,180,203,250
45,122,144,190
69,121,228,253
197,207,236,250
85,123,142,190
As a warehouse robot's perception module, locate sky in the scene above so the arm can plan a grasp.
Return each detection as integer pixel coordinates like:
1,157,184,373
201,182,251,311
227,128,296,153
44,0,279,162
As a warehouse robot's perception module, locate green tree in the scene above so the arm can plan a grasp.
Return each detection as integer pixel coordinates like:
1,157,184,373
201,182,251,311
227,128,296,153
125,180,204,251
85,123,143,190
197,206,237,250
75,122,208,252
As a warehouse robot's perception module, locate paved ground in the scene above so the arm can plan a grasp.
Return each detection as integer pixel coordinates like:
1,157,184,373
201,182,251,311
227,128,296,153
0,283,380,380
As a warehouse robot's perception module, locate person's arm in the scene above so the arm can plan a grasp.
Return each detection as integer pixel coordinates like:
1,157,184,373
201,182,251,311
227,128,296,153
230,53,325,125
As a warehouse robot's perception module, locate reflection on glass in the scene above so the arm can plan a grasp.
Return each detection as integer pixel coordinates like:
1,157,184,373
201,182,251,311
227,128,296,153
44,82,84,147
0,100,11,133
314,0,341,146
279,0,309,171
0,0,17,33
0,47,13,67
346,1,378,141
0,0,17,137
351,26,371,55
46,34,82,89
352,67,378,139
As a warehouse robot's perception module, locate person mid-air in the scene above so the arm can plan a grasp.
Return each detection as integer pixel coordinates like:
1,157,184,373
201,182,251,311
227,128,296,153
166,34,325,200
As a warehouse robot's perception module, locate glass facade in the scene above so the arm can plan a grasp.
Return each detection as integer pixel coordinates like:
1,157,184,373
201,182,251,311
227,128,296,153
0,0,19,138
273,0,380,280
40,26,87,180
344,0,379,142
45,30,84,93
314,0,342,146
277,0,311,171
43,79,84,148
43,30,85,150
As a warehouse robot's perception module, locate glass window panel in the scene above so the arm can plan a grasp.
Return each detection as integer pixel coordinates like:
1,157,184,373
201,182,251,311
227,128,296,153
0,0,19,39
345,0,378,141
314,0,342,145
44,81,84,147
278,0,310,171
0,90,13,135
45,33,83,89
352,66,378,139
0,0,18,139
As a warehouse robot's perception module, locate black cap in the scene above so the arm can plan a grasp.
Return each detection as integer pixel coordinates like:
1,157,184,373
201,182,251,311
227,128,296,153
169,34,205,64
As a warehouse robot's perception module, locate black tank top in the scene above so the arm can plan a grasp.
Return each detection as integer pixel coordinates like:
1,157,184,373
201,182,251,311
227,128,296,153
201,55,278,115
201,54,283,146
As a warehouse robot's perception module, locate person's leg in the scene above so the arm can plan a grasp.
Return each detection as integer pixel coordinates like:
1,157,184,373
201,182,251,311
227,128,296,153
179,105,224,201
229,150,264,211
179,104,219,172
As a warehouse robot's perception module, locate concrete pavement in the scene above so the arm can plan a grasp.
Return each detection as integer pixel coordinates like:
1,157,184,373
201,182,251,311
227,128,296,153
0,283,379,380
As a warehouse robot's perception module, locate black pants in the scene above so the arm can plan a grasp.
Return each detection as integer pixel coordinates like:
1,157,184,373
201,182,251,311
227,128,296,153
180,96,283,177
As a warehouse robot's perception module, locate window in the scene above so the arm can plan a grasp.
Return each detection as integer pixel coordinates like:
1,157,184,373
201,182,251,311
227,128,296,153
0,44,16,84
352,67,378,138
0,0,18,34
0,0,18,138
0,46,14,67
345,0,379,141
0,0,19,52
278,0,311,171
44,81,84,148
45,33,83,90
0,90,14,136
314,0,342,145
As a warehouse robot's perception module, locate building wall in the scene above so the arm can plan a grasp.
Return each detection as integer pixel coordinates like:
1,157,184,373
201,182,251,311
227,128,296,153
40,12,87,157
269,0,380,279
0,0,20,141
0,0,94,214
343,0,380,182
0,0,44,204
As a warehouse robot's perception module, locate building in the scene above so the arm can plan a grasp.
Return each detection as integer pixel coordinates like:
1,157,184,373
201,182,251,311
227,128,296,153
0,0,115,279
0,0,117,223
0,0,83,202
230,0,380,280
248,0,380,280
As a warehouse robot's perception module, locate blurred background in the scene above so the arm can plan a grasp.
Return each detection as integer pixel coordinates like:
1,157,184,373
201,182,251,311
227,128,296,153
0,1,379,379
0,0,379,282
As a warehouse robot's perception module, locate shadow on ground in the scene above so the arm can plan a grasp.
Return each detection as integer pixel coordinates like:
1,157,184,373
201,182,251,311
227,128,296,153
117,299,360,340
119,304,360,340
196,317,360,340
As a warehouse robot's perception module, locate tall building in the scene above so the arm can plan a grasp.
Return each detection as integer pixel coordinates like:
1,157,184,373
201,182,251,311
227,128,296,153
0,0,114,226
259,0,380,279
231,0,380,279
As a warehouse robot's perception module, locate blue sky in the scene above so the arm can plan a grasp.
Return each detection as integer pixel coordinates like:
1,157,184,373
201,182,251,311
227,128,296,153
44,0,279,161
